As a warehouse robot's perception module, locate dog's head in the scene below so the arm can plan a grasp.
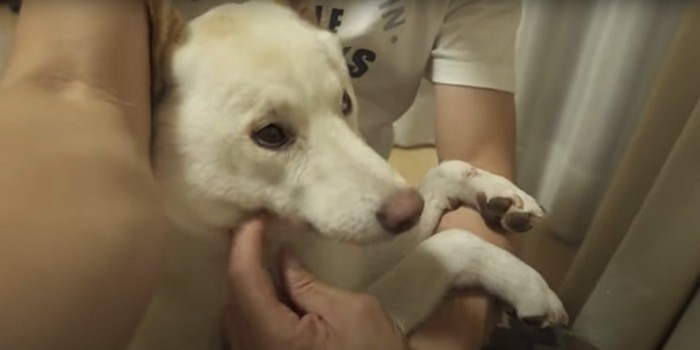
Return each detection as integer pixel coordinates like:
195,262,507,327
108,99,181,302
151,0,424,244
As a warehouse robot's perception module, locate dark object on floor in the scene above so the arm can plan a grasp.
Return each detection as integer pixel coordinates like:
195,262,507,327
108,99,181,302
484,319,598,350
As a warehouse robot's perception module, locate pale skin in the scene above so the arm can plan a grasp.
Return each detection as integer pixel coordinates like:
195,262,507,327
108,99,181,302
0,1,165,350
226,218,409,350
409,85,520,350
0,2,516,350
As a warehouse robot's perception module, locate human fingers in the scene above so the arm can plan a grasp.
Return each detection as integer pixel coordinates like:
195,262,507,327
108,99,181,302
282,253,387,326
227,217,298,323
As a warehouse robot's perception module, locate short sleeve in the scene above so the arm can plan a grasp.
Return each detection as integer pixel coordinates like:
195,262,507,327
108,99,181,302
429,0,521,92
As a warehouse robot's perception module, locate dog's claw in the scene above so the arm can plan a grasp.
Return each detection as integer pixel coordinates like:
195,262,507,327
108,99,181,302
477,189,543,234
503,212,533,232
487,197,513,215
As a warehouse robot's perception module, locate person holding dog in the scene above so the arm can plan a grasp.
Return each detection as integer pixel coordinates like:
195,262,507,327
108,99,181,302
0,1,521,349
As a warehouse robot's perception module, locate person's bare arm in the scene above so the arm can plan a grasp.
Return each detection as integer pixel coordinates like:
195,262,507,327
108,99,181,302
2,0,153,148
0,2,165,350
409,85,519,350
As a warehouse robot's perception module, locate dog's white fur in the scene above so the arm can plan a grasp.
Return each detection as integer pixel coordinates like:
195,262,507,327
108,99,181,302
129,2,568,349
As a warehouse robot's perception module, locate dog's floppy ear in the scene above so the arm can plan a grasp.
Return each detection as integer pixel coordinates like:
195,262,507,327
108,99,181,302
148,0,187,103
273,0,317,25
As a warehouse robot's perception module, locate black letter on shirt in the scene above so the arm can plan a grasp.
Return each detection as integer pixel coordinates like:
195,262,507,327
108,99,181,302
329,8,344,32
348,49,377,78
382,7,406,31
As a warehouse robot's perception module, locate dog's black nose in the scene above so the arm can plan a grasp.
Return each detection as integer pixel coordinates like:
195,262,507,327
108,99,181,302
376,189,424,235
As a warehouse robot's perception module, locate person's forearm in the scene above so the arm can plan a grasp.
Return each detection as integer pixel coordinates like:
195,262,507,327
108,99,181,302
1,0,152,152
435,86,516,179
434,84,520,252
0,2,164,349
408,85,519,350
0,93,165,350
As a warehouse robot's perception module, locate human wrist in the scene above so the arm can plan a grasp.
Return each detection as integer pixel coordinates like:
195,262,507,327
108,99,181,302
408,291,501,350
437,207,522,254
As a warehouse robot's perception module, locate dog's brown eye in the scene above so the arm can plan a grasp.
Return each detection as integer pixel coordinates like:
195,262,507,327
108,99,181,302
252,124,291,150
341,91,352,116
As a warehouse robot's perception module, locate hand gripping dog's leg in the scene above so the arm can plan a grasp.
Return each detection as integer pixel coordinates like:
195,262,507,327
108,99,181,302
416,160,546,237
363,229,568,333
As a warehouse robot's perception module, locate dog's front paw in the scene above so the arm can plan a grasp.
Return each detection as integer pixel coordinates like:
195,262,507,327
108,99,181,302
466,170,545,233
508,276,569,328
476,181,545,233
425,160,545,233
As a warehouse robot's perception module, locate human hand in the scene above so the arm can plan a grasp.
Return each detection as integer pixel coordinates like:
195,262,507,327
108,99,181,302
225,217,408,350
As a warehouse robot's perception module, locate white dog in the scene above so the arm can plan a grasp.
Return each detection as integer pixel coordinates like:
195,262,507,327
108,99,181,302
130,1,568,349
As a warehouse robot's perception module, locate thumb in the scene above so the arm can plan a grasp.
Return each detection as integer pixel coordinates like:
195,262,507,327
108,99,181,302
282,253,347,318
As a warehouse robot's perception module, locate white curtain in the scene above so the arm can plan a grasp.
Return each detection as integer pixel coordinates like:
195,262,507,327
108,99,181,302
393,0,687,244
559,3,700,345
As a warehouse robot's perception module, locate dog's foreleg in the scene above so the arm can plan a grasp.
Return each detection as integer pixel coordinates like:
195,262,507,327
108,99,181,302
363,229,568,333
417,160,545,235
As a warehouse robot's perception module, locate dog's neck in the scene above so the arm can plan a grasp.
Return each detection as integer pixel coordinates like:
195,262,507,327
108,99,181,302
163,196,253,239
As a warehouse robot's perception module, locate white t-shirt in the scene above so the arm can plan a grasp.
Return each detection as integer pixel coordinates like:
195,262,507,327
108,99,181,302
174,0,520,158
